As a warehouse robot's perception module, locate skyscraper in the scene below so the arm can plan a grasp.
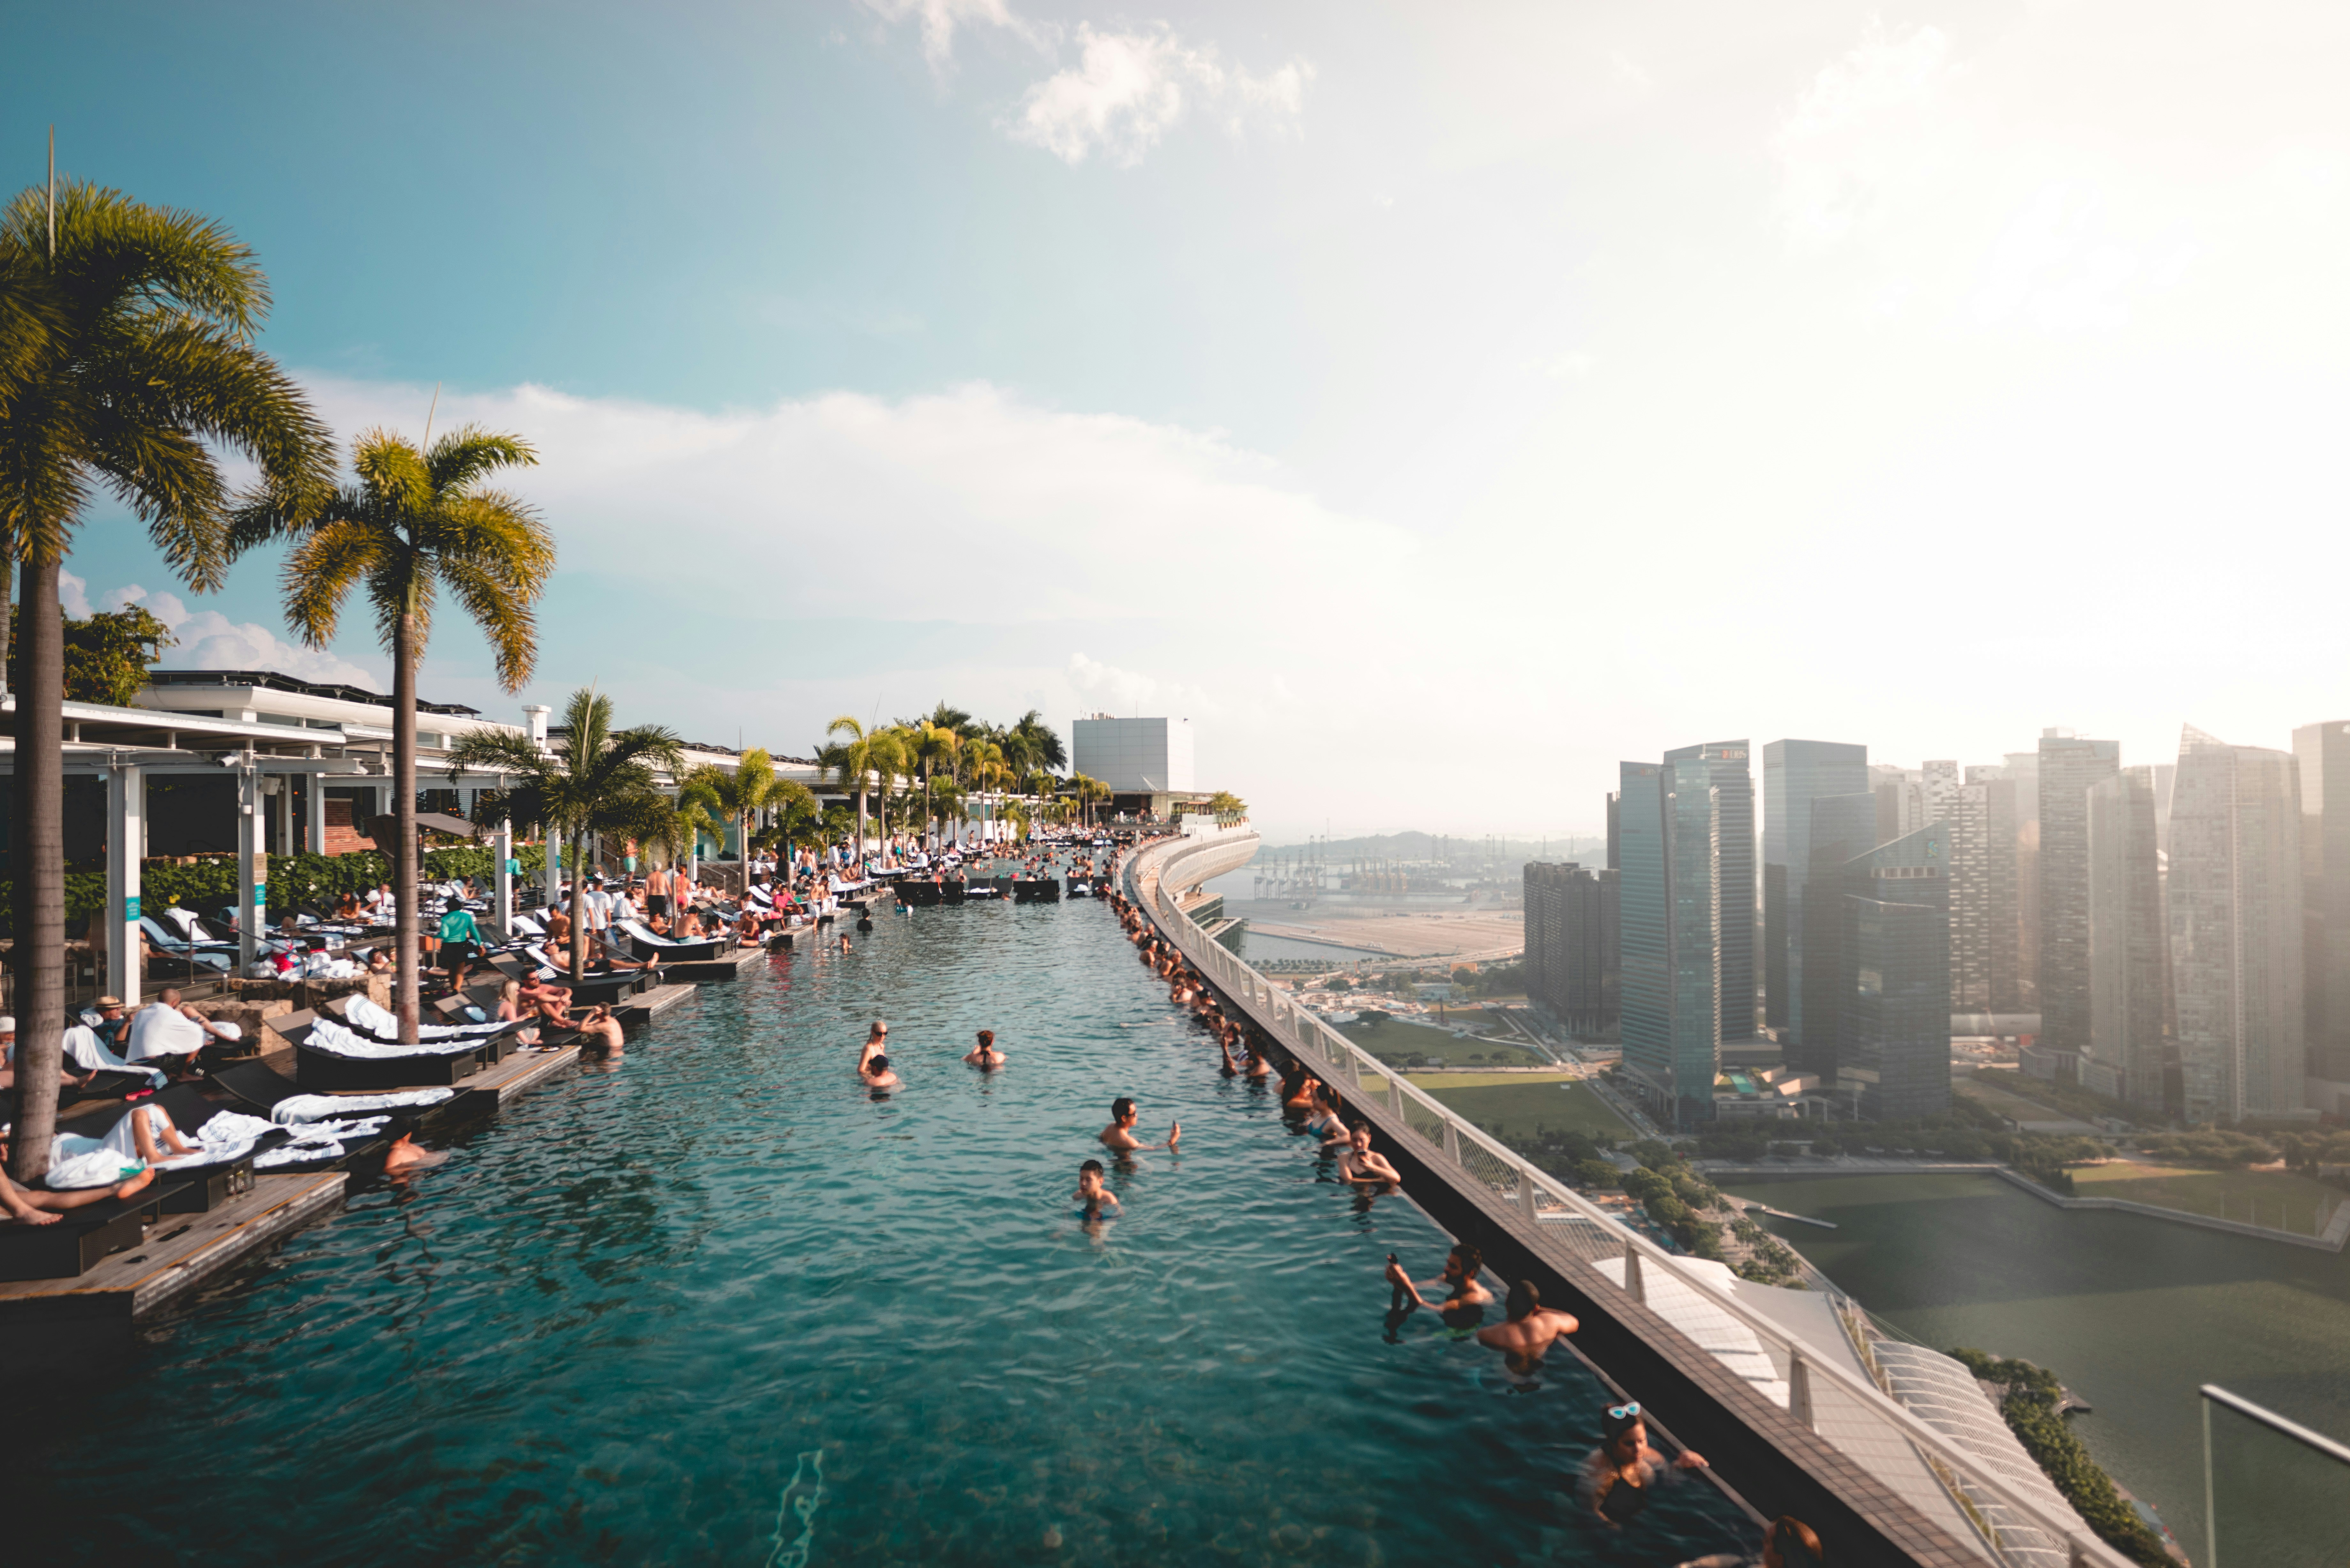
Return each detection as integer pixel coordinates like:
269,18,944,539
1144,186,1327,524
1964,766,2023,1013
2005,749,2043,1010
2293,721,2350,1111
1837,821,1954,1120
1794,791,1880,1082
2037,731,2121,1052
2087,767,2168,1112
1664,740,1754,1040
2171,727,2304,1121
1523,861,1619,1033
1618,758,1722,1127
1763,740,1869,1048
1944,781,1993,1012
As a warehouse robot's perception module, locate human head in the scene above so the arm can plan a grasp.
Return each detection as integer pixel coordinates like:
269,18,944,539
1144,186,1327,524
1080,1159,1104,1178
1601,1400,1645,1456
868,1020,887,1040
977,1029,994,1049
1350,1123,1373,1151
867,1054,891,1074
158,987,182,1006
1506,1278,1540,1320
501,979,519,1002
1452,1243,1483,1280
1111,1097,1137,1125
1764,1517,1824,1567
96,996,124,1018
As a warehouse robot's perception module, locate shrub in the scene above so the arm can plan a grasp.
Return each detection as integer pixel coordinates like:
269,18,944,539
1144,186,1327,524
1573,1159,1619,1190
1948,1349,2170,1567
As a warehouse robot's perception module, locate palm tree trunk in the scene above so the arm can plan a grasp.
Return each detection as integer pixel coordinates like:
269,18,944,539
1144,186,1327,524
6,556,65,1181
393,609,421,1038
0,555,13,697
569,830,588,984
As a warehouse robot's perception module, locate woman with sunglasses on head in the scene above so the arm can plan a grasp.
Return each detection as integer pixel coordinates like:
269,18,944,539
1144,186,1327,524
1582,1398,1708,1528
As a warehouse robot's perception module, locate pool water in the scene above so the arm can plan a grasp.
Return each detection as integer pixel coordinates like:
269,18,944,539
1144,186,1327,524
11,900,1753,1565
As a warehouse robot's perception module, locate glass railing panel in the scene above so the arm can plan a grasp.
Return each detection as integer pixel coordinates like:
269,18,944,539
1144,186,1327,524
2202,1385,2350,1568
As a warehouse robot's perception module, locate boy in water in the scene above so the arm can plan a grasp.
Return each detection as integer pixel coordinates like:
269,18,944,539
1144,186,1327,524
1075,1158,1119,1213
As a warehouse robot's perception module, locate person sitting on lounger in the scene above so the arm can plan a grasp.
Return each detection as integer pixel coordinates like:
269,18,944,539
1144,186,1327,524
964,1029,1005,1069
734,909,764,948
126,990,244,1081
544,904,573,948
365,947,394,976
516,971,573,1025
492,980,544,1046
335,890,364,921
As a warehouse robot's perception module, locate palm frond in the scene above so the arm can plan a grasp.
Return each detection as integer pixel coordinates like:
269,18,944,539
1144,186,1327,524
427,424,537,492
281,517,386,648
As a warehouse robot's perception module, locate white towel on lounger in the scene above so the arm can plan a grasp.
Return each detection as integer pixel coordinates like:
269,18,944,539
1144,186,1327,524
302,1018,483,1059
268,1088,454,1125
345,995,506,1041
65,1021,167,1087
127,1003,208,1061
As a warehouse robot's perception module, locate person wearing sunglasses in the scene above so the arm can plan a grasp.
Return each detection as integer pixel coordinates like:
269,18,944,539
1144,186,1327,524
1583,1398,1708,1527
858,1021,889,1072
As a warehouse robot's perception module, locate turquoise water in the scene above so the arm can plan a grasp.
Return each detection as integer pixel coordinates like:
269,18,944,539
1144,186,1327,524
12,902,1752,1565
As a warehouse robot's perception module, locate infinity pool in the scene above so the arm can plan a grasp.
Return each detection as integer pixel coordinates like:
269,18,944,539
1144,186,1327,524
12,899,1751,1565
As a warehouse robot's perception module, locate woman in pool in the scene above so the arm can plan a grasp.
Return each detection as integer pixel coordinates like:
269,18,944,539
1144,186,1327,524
964,1029,1005,1069
1583,1401,1707,1528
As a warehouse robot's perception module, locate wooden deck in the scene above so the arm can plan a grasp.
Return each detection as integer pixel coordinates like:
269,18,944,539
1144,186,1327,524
617,982,698,1023
471,1044,583,1103
652,948,766,982
0,1172,348,1366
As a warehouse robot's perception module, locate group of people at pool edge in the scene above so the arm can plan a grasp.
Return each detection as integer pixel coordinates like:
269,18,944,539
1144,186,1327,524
834,844,1825,1566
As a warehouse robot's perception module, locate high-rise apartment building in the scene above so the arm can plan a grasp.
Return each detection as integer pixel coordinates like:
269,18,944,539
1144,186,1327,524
2005,749,2043,1009
1794,791,1880,1082
2293,722,2350,1111
1963,766,2023,1012
2087,767,2169,1112
2171,727,2304,1122
1618,758,1722,1127
2038,731,2121,1052
1763,740,1869,1049
1664,741,1755,1040
1523,861,1619,1032
1871,763,1926,847
1837,822,1954,1120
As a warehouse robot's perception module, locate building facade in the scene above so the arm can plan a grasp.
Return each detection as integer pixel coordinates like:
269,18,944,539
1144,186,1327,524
1618,758,1722,1126
1836,822,1954,1120
1664,740,1755,1040
1794,791,1880,1083
2170,726,2304,1122
2293,721,2350,1110
1069,715,1194,795
1762,739,1869,1049
2087,766,2169,1112
1523,861,1619,1032
2037,731,2121,1053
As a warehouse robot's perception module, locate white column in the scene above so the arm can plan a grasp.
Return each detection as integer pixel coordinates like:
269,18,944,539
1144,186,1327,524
543,831,562,909
306,773,328,854
106,763,144,1002
494,818,513,929
236,761,264,973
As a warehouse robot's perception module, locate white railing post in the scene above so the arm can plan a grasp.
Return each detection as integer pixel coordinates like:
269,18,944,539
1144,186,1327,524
1520,1167,1539,1219
1444,1122,1462,1164
1788,1349,1815,1429
1624,1246,1645,1303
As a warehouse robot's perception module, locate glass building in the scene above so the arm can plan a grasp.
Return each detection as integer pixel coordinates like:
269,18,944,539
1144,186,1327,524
1618,758,1722,1127
2037,731,2121,1053
2087,766,2170,1113
1664,740,1755,1040
1762,739,1869,1050
1837,822,1954,1120
2171,726,2304,1121
1794,791,1878,1082
2293,720,2350,1110
1523,861,1618,1032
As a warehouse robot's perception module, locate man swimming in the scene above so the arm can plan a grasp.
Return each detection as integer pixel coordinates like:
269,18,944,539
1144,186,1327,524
964,1029,1005,1068
577,1004,624,1054
1075,1158,1120,1213
860,1052,900,1091
1414,1242,1495,1325
1100,1096,1179,1153
1335,1123,1402,1188
1476,1277,1582,1382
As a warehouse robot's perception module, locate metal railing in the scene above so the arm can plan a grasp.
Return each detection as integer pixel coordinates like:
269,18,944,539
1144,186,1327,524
1129,828,2130,1568
2200,1384,2350,1567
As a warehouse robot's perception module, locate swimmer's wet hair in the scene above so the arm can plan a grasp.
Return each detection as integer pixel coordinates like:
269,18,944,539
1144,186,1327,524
1111,1097,1136,1119
1506,1278,1539,1319
1080,1159,1103,1175
977,1029,994,1046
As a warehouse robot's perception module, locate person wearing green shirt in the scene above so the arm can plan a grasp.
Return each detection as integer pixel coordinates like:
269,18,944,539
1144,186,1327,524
437,904,483,992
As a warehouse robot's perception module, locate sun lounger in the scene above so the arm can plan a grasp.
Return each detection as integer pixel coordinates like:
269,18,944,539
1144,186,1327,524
615,919,725,962
290,1015,488,1091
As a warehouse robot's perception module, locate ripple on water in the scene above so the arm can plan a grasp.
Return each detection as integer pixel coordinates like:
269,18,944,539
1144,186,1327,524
9,900,1753,1566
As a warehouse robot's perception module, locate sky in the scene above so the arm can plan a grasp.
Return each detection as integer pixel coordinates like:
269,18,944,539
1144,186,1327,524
11,1,2350,841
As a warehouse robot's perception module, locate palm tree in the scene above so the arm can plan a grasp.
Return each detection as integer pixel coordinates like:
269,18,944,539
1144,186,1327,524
625,791,725,894
1009,708,1066,773
1206,790,1248,825
0,181,332,1181
761,778,820,868
926,777,967,846
867,726,912,856
448,688,683,981
277,426,553,1035
680,747,776,878
964,739,1008,845
822,717,888,858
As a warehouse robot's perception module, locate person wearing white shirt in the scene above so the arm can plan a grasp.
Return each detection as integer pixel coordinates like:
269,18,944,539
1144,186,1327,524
582,880,615,932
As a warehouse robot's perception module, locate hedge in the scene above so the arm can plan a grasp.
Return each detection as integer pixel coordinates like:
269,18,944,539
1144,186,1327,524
1948,1348,2172,1567
7,845,551,929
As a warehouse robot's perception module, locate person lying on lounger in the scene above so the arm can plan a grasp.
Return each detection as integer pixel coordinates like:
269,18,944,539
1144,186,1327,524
0,1128,156,1224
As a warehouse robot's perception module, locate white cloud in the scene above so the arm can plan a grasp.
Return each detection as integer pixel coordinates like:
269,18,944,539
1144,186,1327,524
1008,25,1311,166
60,570,385,690
857,0,1034,75
1773,20,1959,257
1067,651,1222,719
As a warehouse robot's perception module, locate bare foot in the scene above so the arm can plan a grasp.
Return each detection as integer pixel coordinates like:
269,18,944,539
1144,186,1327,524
114,1167,156,1200
10,1208,61,1227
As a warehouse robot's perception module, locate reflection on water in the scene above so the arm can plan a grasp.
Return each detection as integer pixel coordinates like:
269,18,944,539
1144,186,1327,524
1729,1172,2350,1557
10,901,1749,1565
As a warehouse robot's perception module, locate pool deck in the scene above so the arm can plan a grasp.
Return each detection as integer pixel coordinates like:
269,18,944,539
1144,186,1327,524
0,1172,349,1368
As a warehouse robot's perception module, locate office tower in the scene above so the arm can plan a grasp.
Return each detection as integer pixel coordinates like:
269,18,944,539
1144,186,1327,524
1964,766,2023,1012
2171,726,2305,1121
1763,740,1869,1046
2037,731,2121,1052
2087,768,2168,1111
1921,760,1962,825
1618,758,1721,1127
2294,723,2350,1109
1944,782,1993,1012
1794,791,1880,1082
1664,741,1755,1040
1871,763,1926,847
1523,862,1619,1032
1606,791,1620,871
2004,750,2043,1008
1837,822,1954,1120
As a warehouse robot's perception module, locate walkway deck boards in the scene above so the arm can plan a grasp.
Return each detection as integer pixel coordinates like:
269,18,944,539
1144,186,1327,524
618,982,697,1023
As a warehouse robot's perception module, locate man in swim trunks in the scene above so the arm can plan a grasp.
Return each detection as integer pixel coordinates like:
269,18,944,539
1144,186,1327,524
1476,1277,1581,1382
1335,1123,1402,1188
1100,1097,1179,1153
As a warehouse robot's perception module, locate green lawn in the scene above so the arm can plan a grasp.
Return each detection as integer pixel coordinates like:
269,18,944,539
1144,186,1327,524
1407,1075,1637,1141
1957,1074,2096,1127
2072,1162,2345,1237
1332,1012,1546,1069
